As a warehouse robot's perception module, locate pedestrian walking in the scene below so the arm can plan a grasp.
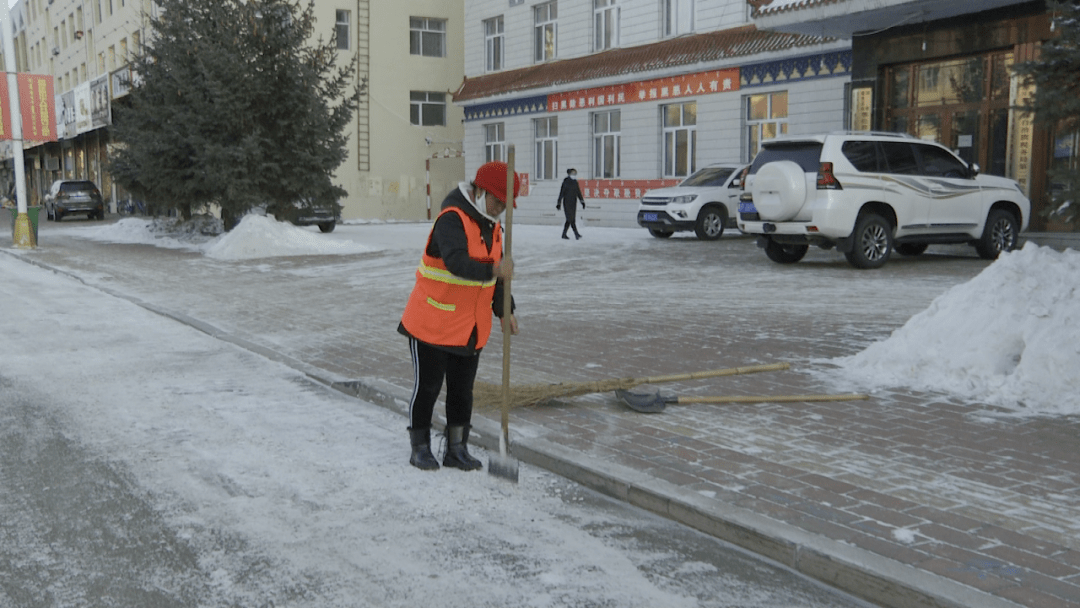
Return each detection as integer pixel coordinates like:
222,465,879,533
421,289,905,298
556,168,586,239
398,161,521,471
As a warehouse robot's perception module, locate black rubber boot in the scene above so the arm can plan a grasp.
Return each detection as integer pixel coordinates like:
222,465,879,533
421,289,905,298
443,425,483,471
408,427,440,471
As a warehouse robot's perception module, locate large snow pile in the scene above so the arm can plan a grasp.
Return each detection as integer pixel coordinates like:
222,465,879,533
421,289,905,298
202,214,375,260
834,243,1080,416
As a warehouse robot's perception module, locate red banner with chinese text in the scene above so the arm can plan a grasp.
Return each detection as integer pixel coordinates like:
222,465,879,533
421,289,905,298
18,74,57,142
580,179,682,200
0,78,11,140
548,68,740,113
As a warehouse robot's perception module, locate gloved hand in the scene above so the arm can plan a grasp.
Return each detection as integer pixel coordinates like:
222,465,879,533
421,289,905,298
556,203,561,210
581,201,586,209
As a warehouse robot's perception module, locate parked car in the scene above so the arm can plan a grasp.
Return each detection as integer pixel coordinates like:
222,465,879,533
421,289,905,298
265,199,339,233
636,163,747,240
737,132,1030,269
45,180,106,221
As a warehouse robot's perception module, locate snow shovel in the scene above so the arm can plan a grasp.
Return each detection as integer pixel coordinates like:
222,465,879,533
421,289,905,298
616,388,870,413
489,147,519,484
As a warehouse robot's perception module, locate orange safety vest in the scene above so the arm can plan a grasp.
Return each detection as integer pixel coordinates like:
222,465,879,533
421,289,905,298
400,207,503,349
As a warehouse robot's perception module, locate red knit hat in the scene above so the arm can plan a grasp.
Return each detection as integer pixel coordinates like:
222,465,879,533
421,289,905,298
473,161,521,207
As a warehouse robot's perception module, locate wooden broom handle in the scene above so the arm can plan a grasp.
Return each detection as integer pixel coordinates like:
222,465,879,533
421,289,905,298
500,147,515,438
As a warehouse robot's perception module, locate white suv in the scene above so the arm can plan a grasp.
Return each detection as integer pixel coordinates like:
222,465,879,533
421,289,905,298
637,163,747,240
738,132,1030,269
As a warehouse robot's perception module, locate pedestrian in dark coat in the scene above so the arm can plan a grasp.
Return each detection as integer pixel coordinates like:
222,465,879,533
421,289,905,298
556,168,586,239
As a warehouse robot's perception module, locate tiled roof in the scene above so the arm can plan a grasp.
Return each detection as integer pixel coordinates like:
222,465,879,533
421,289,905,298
750,0,842,17
454,25,830,102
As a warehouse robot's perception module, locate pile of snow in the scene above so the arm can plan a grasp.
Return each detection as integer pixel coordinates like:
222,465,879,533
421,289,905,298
203,214,375,260
74,217,216,250
833,243,1080,416
70,214,378,259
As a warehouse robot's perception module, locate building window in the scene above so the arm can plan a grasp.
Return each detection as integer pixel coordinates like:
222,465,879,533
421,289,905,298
534,116,558,180
534,2,557,63
336,10,350,50
484,16,504,72
410,17,446,58
746,91,788,160
662,102,696,178
410,92,446,126
662,0,694,37
594,0,619,52
485,123,505,163
592,110,621,178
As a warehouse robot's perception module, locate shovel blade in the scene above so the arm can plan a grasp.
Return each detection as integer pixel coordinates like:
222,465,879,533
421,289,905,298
615,387,668,413
488,451,519,483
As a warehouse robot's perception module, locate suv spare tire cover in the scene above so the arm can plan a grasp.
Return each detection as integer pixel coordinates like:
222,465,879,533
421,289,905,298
752,161,808,222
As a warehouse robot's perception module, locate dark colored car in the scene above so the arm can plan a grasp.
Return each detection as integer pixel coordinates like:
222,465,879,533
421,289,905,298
45,180,106,221
267,199,340,233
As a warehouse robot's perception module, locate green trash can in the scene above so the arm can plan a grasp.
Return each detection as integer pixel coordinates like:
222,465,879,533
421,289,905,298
8,206,41,243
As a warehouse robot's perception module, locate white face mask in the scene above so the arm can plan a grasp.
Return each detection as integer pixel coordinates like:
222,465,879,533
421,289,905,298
568,174,577,180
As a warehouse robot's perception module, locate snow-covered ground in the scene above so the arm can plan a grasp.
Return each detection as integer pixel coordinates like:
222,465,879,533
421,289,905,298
69,215,1080,416
0,238,865,607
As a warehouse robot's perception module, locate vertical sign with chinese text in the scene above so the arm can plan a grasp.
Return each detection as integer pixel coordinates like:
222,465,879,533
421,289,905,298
17,73,57,141
0,77,11,139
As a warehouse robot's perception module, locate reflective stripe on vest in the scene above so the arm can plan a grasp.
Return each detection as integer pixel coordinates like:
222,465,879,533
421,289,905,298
400,206,502,349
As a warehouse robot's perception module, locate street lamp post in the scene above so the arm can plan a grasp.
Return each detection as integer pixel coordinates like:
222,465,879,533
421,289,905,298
3,3,34,248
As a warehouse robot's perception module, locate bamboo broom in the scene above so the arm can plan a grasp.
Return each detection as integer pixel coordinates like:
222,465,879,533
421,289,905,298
473,362,791,410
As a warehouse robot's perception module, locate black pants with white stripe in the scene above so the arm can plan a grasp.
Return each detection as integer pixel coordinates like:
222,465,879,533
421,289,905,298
407,337,480,431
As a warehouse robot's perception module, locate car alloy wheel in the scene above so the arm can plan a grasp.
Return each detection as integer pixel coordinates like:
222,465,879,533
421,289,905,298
845,213,892,269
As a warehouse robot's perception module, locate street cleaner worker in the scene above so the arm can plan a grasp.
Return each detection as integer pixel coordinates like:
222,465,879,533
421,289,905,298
398,161,520,471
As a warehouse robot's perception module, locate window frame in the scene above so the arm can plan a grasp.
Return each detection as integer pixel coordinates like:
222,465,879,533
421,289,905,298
593,0,619,52
335,10,350,51
410,91,447,127
534,116,559,181
662,102,697,178
592,110,621,179
745,91,789,162
534,2,557,63
410,17,447,58
662,0,695,38
484,16,504,72
484,123,506,163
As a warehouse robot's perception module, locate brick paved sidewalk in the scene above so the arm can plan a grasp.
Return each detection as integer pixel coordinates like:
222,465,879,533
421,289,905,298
11,224,1080,608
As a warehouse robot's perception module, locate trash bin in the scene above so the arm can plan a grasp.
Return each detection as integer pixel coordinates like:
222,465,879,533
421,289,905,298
8,206,41,243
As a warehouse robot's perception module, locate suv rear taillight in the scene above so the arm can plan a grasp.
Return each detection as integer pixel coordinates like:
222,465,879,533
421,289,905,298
817,162,842,190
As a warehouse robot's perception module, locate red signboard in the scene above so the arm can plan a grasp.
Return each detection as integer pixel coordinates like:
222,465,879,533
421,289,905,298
18,74,57,142
0,77,10,140
548,68,740,113
580,179,681,200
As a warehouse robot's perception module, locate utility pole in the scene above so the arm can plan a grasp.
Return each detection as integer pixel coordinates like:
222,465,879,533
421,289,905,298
2,2,33,248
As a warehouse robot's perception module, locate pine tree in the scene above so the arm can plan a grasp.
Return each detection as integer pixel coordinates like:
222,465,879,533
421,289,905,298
109,0,360,227
1014,1,1080,227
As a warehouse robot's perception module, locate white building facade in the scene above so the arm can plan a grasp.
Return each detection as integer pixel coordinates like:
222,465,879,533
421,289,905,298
456,0,853,228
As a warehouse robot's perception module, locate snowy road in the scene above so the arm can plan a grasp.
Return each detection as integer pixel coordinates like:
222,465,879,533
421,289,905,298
0,251,870,607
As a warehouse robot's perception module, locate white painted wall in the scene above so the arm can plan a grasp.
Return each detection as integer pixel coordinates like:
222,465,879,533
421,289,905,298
461,1,850,228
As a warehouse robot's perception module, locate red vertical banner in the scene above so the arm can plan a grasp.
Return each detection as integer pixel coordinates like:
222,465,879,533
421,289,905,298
0,77,11,140
17,73,57,142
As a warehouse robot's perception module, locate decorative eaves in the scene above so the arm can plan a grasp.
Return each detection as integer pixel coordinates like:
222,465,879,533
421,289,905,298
750,0,843,18
454,25,830,102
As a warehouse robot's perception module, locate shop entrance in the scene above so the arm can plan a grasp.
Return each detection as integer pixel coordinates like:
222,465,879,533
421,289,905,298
884,52,1014,177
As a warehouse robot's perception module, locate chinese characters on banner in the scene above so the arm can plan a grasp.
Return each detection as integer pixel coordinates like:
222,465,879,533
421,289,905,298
580,179,681,200
0,78,11,139
0,74,57,142
548,68,740,113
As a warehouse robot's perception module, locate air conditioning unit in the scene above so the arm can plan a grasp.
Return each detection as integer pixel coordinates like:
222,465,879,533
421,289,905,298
75,31,84,40
52,47,60,56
